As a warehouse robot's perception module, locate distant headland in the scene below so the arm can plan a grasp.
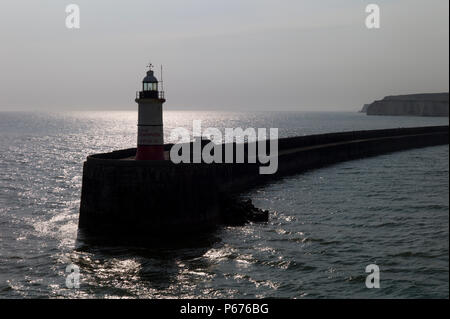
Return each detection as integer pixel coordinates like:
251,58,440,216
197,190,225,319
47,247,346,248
361,93,449,117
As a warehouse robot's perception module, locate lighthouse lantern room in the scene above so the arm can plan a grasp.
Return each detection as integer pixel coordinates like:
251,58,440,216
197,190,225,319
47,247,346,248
135,63,166,161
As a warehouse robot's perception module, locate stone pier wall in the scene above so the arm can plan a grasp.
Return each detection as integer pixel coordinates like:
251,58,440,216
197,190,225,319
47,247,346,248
78,126,448,237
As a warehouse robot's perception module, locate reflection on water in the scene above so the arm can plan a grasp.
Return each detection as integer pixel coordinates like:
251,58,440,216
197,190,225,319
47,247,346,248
0,111,448,298
69,232,219,298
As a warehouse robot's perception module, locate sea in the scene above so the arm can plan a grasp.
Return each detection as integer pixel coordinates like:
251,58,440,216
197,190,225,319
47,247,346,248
0,111,448,298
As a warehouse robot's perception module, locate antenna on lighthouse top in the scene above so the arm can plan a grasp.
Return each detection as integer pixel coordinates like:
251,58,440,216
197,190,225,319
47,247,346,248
160,65,164,91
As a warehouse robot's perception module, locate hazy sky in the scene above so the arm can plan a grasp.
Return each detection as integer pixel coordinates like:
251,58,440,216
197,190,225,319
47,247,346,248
0,0,448,111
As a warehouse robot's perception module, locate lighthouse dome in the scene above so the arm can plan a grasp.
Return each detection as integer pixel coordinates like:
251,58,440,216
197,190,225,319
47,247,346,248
143,70,158,83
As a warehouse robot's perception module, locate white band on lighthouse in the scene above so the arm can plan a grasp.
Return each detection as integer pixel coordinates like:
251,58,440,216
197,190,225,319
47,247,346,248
138,104,162,125
137,103,163,146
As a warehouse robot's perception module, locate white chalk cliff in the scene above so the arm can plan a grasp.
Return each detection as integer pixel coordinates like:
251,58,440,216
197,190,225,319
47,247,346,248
362,93,449,117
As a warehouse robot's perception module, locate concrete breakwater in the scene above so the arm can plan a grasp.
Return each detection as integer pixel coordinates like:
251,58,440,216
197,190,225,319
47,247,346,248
78,125,448,238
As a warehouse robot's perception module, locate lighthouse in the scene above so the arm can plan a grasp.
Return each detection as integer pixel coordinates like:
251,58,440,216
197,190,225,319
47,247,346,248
135,64,166,160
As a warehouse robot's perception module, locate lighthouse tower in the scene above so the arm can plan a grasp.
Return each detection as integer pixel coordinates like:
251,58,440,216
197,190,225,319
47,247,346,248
135,64,166,160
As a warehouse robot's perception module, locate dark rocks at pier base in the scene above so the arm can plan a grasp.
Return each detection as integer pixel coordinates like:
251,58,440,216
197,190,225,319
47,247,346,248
219,196,269,226
364,93,449,116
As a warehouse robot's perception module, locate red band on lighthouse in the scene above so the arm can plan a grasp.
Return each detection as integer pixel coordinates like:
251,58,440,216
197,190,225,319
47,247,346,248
136,145,165,160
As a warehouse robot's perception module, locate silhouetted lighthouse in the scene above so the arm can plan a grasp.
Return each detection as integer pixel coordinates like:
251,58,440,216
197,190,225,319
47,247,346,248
135,64,166,160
